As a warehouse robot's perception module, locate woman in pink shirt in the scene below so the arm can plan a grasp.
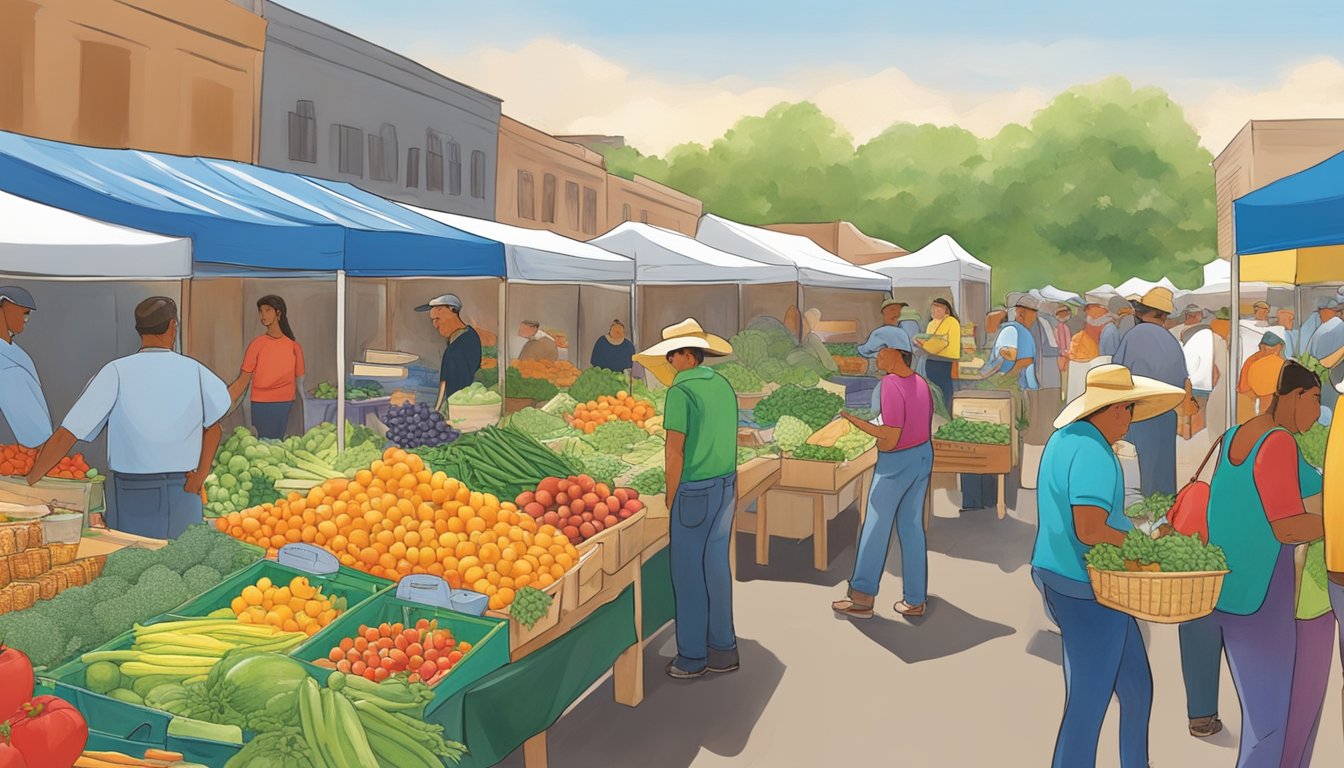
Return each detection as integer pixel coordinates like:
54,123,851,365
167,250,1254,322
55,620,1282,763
228,295,305,439
832,326,934,619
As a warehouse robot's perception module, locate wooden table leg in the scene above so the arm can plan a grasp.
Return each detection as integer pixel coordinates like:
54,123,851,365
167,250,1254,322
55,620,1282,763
613,565,644,707
996,474,1006,520
524,731,548,768
813,494,828,571
755,493,769,566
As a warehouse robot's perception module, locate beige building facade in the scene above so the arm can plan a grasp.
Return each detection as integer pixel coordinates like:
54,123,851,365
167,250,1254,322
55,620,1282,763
0,0,265,163
606,174,702,236
1214,119,1344,259
496,116,609,240
763,221,908,265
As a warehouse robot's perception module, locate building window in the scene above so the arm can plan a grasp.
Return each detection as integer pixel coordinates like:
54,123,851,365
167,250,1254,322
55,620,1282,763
542,174,557,223
470,150,486,199
517,170,536,220
288,100,316,163
77,41,131,147
565,181,580,230
582,187,598,235
448,141,462,196
406,147,420,188
332,125,364,176
191,79,235,159
640,209,649,224
368,123,398,182
622,203,631,222
426,131,444,192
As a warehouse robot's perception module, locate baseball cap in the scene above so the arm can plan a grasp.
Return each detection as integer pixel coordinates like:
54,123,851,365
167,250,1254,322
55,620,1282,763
862,325,913,355
415,293,462,312
1252,300,1270,310
1015,296,1040,311
1261,331,1285,347
0,287,36,311
880,297,908,311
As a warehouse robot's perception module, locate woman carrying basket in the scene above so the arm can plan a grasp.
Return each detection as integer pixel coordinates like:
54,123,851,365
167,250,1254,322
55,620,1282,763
1030,364,1185,768
1204,360,1326,768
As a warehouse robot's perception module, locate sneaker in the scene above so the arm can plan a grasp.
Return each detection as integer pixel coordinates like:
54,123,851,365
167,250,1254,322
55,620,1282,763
666,657,707,679
707,647,740,674
1188,716,1222,738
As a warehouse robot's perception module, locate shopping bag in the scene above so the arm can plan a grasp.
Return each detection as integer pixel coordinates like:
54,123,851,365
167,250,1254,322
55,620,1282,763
1167,433,1226,544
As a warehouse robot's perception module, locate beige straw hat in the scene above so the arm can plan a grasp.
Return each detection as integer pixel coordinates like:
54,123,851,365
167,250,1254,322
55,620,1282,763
1054,364,1186,429
634,318,733,386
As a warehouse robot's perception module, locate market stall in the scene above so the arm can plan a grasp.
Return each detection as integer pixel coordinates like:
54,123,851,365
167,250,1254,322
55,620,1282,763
865,234,993,346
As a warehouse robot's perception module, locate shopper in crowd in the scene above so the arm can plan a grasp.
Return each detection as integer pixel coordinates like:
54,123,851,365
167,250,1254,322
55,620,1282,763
1100,297,1128,357
515,320,559,362
859,298,911,356
28,297,228,539
417,294,482,413
1237,332,1287,420
1112,287,1192,497
915,297,960,410
1182,320,1222,432
1277,309,1298,358
1115,296,1137,336
226,295,304,440
1169,304,1206,344
590,320,635,371
1027,299,1062,439
1033,364,1185,768
1206,360,1325,768
634,319,739,679
833,326,934,619
1308,296,1344,412
0,286,52,449
1054,304,1073,377
1066,299,1112,401
1298,297,1334,354
1251,300,1272,326
1207,310,1233,437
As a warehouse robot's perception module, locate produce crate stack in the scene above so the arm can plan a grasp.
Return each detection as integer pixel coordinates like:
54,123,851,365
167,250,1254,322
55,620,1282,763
0,521,106,614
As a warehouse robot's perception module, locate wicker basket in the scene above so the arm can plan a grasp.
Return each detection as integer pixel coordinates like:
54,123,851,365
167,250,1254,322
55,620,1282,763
1087,566,1229,624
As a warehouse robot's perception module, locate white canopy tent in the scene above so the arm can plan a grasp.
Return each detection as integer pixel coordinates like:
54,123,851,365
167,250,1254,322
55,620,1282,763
1035,285,1082,305
0,189,191,277
866,234,993,343
695,214,889,292
1113,276,1179,298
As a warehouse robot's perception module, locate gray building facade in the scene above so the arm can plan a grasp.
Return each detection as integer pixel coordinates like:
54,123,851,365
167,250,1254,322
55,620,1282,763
258,2,500,218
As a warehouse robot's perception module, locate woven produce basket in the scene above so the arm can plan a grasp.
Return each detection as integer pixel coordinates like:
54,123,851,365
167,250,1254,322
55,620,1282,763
1087,566,1229,624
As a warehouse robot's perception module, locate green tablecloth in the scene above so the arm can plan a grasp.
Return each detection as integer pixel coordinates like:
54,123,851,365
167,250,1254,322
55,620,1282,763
440,549,675,767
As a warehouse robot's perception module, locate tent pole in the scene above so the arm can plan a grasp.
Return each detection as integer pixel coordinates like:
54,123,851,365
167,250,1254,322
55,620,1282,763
337,270,347,452
1229,253,1240,430
498,278,506,399
738,282,744,332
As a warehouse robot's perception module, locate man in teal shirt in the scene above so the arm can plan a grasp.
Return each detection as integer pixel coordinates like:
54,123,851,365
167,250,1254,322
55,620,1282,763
635,318,738,679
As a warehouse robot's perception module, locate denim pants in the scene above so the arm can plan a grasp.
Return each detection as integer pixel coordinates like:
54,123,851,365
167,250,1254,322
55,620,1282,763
924,359,954,412
1217,545,1296,768
670,473,737,667
1283,613,1335,768
1178,613,1223,719
109,472,203,540
251,400,293,440
850,443,933,602
959,474,998,510
1038,577,1152,768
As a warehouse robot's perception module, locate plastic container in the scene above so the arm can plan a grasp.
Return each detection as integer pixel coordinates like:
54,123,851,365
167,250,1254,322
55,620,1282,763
42,512,84,544
289,575,509,716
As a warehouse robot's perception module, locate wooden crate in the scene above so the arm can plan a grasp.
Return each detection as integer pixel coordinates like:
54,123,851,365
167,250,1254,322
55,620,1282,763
779,446,877,492
561,545,606,614
579,509,647,576
486,564,570,652
931,440,1013,474
738,456,781,492
952,391,1019,463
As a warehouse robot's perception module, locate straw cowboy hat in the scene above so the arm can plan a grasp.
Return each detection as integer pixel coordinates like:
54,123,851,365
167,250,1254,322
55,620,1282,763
1054,364,1186,430
1137,287,1175,314
634,318,733,386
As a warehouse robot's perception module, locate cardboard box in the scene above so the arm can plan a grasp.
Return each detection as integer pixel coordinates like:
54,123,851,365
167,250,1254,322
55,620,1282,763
737,456,781,493
562,543,606,613
751,481,862,540
779,446,877,492
931,440,1013,474
951,390,1020,463
486,570,566,652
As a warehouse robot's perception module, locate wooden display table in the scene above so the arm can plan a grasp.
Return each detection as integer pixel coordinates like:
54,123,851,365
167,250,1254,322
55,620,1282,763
732,457,782,576
930,439,1012,520
754,448,877,571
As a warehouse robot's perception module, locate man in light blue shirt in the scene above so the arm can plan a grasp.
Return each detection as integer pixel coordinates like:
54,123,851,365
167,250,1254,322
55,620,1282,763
29,297,229,539
0,287,52,448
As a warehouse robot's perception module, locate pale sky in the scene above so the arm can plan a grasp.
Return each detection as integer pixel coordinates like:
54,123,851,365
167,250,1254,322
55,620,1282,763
276,0,1344,155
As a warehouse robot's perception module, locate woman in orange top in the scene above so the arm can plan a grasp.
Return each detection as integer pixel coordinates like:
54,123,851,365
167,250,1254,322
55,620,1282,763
228,295,305,439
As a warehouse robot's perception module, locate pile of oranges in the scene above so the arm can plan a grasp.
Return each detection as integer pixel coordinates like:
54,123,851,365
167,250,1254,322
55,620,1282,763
228,575,340,637
510,359,580,388
564,391,656,434
0,445,91,479
215,448,581,611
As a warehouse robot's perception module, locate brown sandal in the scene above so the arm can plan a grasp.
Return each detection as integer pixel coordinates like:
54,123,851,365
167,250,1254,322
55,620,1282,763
832,589,875,619
893,601,926,617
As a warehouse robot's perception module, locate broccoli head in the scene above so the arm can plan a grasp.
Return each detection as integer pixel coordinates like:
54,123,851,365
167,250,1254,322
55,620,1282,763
0,611,64,668
40,585,101,637
86,575,132,602
132,565,190,616
102,547,159,582
93,594,142,637
182,565,223,597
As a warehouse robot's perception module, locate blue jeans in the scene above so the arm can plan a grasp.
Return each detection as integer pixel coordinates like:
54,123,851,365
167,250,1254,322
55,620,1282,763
925,359,954,411
251,400,293,440
1179,613,1223,719
960,473,998,510
109,472,203,540
850,443,933,602
1038,577,1152,768
670,473,737,668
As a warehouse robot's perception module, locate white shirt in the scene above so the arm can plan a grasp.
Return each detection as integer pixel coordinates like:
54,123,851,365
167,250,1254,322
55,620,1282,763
508,329,554,361
62,349,230,474
0,338,52,448
1183,328,1218,392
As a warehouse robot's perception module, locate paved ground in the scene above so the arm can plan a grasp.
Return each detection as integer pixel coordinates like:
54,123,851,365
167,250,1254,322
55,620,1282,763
498,433,1344,767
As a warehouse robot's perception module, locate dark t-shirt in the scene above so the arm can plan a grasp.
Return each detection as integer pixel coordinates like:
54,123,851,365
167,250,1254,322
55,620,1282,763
440,326,482,398
590,336,635,371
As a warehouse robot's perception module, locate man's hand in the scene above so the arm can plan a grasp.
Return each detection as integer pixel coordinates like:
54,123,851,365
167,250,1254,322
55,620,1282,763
184,470,205,496
1153,523,1176,539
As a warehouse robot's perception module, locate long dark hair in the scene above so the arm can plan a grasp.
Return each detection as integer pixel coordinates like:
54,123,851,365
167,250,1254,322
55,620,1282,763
1270,360,1320,413
257,295,295,341
931,297,958,322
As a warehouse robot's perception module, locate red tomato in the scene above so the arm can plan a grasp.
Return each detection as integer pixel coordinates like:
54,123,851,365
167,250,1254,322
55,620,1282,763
7,696,87,768
0,645,34,721
0,744,28,768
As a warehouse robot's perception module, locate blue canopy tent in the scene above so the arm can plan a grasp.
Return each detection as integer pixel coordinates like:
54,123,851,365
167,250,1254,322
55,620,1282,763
0,131,507,444
1231,147,1344,426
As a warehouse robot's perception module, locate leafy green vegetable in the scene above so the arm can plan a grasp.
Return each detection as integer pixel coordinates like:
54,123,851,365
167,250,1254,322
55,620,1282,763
792,444,846,462
934,417,1010,445
833,425,877,460
1087,530,1228,573
581,420,649,455
825,343,860,357
507,407,574,441
448,382,503,406
568,367,630,404
312,380,384,400
208,651,310,733
505,367,561,401
629,467,666,496
737,445,779,464
713,361,765,393
773,415,813,453
753,384,844,430
1123,493,1176,525
578,454,629,487
224,727,316,768
1298,422,1328,470
510,586,554,629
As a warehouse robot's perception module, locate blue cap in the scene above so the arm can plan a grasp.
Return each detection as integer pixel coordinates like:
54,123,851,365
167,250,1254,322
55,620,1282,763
415,293,462,312
0,287,35,310
1261,331,1284,347
858,325,913,359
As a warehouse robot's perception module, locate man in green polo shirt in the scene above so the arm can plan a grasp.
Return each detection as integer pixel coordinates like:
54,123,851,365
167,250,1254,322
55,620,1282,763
635,318,739,679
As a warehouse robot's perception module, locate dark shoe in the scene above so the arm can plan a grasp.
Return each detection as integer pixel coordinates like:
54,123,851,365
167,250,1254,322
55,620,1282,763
832,589,875,619
666,657,707,679
893,600,926,617
707,647,740,673
1188,716,1222,738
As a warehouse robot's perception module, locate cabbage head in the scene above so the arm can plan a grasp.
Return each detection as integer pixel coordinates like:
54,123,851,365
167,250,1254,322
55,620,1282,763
774,416,814,453
206,651,310,732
